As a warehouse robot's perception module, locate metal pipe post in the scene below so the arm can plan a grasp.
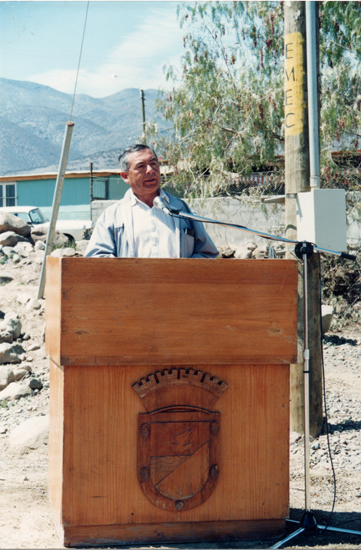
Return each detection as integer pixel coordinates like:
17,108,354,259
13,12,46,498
140,89,146,139
37,121,74,300
306,1,320,188
303,252,311,511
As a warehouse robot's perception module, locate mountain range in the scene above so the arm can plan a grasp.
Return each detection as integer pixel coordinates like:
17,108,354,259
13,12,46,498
0,78,169,175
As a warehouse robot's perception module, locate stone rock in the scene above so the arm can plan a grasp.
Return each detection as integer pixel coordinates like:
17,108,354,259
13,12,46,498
12,253,21,263
16,293,33,305
14,364,32,375
50,247,76,258
13,241,34,257
27,343,41,351
0,366,15,391
2,246,15,257
13,367,30,381
234,245,253,259
30,227,47,243
76,239,90,255
56,231,70,247
31,226,68,247
0,212,31,238
246,241,257,251
50,248,63,258
0,325,13,344
0,381,31,401
29,377,43,390
0,231,29,247
4,313,22,339
219,245,236,258
25,299,42,311
22,256,34,266
34,240,45,251
9,415,49,451
253,245,269,259
34,254,45,265
290,431,302,445
0,342,25,364
321,305,333,334
0,273,13,285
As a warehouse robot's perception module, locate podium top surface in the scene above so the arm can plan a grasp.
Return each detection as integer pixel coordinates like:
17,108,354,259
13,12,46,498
45,257,298,367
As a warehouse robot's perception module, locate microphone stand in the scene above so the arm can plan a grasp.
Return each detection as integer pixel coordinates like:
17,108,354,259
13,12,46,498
166,205,356,261
163,205,360,546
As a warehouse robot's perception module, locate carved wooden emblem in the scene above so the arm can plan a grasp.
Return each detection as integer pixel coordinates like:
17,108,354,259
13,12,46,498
132,368,227,512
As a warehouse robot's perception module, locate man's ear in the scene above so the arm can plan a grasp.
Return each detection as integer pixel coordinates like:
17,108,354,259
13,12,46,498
120,171,129,183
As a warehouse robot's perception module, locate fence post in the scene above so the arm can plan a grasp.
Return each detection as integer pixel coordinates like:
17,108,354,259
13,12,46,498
37,121,74,300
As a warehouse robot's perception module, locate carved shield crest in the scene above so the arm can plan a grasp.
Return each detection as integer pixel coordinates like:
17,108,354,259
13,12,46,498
133,368,227,512
137,410,220,512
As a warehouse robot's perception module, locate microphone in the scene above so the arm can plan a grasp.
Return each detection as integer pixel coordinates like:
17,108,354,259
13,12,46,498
153,196,173,216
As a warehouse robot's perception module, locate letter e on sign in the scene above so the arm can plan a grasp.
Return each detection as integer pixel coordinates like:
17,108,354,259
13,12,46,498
284,32,305,137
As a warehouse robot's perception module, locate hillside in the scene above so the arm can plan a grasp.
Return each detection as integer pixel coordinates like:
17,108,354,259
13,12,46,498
0,78,167,175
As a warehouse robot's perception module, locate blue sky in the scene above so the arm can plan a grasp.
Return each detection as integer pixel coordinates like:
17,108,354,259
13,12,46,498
0,1,187,97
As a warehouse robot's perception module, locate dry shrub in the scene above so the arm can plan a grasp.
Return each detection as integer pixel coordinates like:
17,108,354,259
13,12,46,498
321,246,361,329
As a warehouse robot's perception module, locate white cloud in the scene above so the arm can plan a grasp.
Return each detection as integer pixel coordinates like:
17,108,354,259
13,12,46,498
28,6,185,97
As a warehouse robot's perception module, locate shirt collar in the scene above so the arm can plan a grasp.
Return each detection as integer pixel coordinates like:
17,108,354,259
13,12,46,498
130,188,169,207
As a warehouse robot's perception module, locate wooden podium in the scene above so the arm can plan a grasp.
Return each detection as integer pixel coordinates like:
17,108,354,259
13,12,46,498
46,257,298,547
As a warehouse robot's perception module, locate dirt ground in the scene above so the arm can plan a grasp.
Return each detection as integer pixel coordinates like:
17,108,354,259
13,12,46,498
0,256,361,550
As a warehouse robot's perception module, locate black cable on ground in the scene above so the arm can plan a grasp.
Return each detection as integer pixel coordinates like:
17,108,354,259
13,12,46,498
317,252,337,532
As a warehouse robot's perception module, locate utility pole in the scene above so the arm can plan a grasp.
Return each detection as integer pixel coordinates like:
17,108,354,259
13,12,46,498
284,1,323,437
140,89,146,141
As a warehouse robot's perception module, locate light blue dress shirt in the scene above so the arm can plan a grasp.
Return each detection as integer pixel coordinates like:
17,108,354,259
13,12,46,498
85,188,219,259
131,189,178,258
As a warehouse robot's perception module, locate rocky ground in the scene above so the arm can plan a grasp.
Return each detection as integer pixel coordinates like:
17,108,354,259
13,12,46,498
0,234,361,549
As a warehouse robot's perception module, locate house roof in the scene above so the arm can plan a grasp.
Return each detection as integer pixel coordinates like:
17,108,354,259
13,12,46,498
0,160,170,183
0,170,122,183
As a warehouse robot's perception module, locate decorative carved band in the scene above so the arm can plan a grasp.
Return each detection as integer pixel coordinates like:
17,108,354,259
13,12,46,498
133,368,228,400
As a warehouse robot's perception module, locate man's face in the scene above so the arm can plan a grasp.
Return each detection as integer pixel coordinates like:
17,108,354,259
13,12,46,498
120,148,161,205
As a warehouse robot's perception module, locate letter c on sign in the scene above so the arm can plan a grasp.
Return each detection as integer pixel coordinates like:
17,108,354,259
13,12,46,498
285,113,295,128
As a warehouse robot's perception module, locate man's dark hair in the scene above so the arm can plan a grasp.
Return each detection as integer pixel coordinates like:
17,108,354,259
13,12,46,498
118,144,158,173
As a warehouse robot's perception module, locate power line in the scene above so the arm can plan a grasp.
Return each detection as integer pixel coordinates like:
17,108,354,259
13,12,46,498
70,1,89,121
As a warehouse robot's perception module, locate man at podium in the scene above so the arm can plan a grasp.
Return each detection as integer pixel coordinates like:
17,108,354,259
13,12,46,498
85,144,218,259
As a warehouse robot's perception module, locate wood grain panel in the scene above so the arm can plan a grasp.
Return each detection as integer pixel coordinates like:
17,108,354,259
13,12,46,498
45,257,62,365
48,360,64,532
48,258,298,366
60,364,289,527
47,258,294,545
63,518,286,547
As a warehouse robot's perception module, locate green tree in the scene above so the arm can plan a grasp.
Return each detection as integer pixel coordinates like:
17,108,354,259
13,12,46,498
147,1,361,198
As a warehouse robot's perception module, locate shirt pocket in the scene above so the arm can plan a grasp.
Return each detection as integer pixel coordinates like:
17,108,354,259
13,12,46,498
113,223,125,239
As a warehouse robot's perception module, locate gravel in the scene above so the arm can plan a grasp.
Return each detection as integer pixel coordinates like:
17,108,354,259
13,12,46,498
0,250,360,549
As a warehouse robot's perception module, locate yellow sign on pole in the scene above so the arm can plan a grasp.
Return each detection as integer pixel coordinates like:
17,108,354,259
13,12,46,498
284,32,305,136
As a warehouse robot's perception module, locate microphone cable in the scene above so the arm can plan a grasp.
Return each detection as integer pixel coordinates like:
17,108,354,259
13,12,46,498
318,251,337,532
321,248,361,532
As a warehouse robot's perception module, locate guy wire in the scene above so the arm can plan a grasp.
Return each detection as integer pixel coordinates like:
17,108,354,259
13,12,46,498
70,1,89,121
